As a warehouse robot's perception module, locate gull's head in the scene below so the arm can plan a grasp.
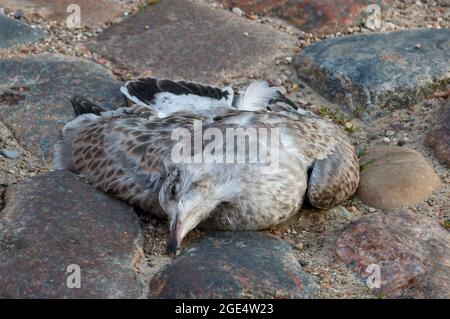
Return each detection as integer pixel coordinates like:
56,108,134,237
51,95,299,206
159,165,224,255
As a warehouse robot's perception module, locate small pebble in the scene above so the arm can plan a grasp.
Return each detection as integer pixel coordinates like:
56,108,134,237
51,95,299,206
299,259,308,266
14,9,23,19
96,58,107,65
382,137,390,144
0,149,20,159
295,243,304,251
368,207,376,213
397,136,409,146
231,7,245,17
385,130,395,137
391,122,404,130
348,206,357,213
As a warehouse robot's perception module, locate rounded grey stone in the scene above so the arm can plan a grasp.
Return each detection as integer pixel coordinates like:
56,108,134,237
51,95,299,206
0,171,145,299
149,232,318,299
0,14,44,49
295,29,450,120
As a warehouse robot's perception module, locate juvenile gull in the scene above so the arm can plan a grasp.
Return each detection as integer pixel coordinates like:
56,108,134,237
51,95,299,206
54,78,359,253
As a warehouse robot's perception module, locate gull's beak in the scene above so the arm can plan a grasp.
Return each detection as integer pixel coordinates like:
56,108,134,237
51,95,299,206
167,216,181,255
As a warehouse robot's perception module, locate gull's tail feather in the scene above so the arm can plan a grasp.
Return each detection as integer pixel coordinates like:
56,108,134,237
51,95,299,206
120,77,234,107
237,80,295,112
307,142,360,209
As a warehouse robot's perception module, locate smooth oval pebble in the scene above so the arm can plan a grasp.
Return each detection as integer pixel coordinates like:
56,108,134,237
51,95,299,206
0,149,20,159
357,145,440,209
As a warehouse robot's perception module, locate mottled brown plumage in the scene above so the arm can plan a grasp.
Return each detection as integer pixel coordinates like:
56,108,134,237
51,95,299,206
55,78,360,253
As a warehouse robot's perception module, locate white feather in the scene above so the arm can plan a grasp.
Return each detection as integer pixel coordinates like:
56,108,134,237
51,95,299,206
62,113,98,135
237,80,281,111
153,93,232,118
120,83,235,118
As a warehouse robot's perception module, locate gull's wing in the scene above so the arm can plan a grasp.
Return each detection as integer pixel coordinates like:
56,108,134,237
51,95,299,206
120,77,235,117
121,78,307,118
208,111,360,209
55,107,205,217
121,77,234,105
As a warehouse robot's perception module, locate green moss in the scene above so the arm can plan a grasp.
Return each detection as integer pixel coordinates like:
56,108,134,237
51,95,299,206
138,0,160,11
352,106,364,118
345,125,358,134
432,78,448,93
357,146,368,159
360,159,375,171
319,106,348,125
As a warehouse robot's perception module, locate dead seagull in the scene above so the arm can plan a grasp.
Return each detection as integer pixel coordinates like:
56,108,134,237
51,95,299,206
54,78,359,254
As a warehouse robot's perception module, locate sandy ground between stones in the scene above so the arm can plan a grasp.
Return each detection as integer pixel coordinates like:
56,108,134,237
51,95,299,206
0,0,449,298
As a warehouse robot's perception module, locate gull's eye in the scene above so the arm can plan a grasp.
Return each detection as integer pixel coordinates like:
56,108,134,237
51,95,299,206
170,185,176,197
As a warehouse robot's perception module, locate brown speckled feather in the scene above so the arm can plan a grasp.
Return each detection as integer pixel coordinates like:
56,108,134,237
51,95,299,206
66,106,206,217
